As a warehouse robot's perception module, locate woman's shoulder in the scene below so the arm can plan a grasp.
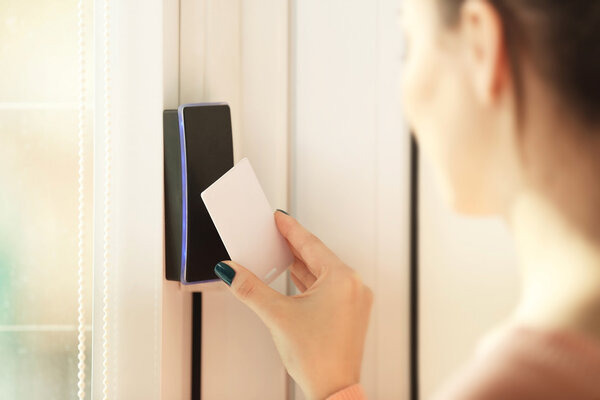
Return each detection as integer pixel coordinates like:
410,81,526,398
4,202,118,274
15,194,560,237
434,324,600,400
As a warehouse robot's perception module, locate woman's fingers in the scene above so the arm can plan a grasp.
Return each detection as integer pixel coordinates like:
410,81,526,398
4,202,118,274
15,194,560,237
275,211,333,276
289,270,308,293
215,260,288,323
289,258,317,290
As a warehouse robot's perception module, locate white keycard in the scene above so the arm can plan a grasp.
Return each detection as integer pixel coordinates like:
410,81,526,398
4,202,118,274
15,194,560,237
201,158,293,284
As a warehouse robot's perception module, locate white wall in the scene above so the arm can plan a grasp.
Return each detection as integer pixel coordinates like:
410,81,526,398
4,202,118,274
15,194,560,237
292,0,410,398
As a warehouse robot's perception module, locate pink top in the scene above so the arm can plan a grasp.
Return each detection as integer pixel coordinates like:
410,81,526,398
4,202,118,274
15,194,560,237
327,326,600,400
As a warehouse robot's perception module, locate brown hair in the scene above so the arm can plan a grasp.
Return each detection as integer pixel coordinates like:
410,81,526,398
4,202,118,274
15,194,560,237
439,0,600,126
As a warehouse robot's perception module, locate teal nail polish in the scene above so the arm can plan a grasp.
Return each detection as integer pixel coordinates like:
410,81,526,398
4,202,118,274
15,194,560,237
276,209,290,216
214,262,235,286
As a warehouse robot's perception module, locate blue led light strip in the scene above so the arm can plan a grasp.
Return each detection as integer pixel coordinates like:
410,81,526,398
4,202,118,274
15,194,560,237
177,106,189,284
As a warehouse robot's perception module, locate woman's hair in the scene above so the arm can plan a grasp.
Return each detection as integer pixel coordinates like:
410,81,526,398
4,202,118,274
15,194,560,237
439,0,600,126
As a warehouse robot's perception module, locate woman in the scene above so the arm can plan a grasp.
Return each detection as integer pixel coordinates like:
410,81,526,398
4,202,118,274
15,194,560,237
213,0,600,398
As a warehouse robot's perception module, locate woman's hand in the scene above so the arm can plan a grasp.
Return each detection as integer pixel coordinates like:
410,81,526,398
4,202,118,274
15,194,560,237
214,210,373,400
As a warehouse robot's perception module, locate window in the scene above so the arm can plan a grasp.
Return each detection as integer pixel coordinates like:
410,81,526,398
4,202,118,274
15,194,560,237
0,1,93,398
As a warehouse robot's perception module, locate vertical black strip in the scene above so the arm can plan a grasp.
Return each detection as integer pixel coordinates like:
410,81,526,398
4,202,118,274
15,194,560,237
191,293,202,400
409,135,420,400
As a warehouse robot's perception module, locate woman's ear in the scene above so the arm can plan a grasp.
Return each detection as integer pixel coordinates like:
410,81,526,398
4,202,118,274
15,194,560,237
459,0,510,104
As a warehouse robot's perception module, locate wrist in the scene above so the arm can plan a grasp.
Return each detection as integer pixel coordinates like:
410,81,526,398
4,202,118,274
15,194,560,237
324,384,365,400
305,374,360,400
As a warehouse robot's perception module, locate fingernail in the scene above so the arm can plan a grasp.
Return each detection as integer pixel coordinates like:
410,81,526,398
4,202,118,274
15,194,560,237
276,209,290,216
214,262,236,286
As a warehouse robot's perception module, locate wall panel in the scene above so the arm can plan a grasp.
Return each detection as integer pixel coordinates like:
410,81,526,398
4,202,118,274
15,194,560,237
292,0,410,398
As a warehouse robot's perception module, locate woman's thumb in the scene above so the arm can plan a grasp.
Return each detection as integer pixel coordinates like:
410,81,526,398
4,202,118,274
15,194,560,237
214,261,286,322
